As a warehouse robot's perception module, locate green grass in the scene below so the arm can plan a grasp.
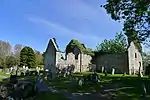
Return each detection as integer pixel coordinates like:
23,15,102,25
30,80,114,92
0,71,10,76
45,72,150,99
35,92,67,100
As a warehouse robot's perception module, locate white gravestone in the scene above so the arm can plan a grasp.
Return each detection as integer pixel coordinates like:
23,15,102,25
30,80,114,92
25,67,29,71
102,66,104,73
36,67,40,73
112,68,115,75
23,66,25,69
10,67,13,72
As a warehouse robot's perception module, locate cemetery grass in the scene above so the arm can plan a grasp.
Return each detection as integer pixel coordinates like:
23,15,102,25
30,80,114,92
35,92,67,100
46,73,150,100
0,72,10,77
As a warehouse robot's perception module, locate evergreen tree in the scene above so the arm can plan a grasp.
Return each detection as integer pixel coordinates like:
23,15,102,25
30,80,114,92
20,46,36,68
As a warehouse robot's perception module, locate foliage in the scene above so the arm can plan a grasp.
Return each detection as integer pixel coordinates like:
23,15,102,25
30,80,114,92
66,39,85,54
142,52,150,74
142,52,150,68
66,39,94,56
0,40,11,57
103,0,150,51
96,32,127,53
13,44,23,65
0,57,4,67
20,46,36,68
5,56,17,68
35,50,44,67
84,48,95,56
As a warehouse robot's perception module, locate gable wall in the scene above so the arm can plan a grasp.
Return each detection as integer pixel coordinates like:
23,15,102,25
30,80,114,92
44,40,56,70
128,42,143,74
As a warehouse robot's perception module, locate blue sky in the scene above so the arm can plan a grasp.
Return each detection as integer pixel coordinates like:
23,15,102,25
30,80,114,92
0,0,123,52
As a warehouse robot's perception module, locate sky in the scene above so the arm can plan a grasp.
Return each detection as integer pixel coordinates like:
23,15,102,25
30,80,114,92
0,0,124,53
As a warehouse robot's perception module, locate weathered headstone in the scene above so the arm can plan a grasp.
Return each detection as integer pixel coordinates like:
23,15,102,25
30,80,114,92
25,67,29,71
91,72,99,83
10,75,18,84
71,76,77,87
64,72,67,77
102,66,104,73
21,72,24,77
123,72,126,76
23,66,25,69
25,70,30,76
105,70,107,76
78,79,83,86
142,82,146,97
112,68,115,75
140,73,143,77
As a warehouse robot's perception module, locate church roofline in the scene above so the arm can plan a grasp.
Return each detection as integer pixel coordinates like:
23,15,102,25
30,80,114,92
51,38,59,51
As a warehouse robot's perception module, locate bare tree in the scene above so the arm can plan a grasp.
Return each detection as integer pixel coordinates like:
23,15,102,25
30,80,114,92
14,44,23,56
13,44,24,66
0,40,11,58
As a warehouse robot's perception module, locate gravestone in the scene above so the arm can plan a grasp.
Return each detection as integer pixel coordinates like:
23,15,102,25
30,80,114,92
112,68,115,75
140,73,143,77
64,72,67,77
105,70,107,76
91,72,99,83
35,71,38,76
71,76,77,87
102,66,104,73
21,72,24,77
123,72,126,76
10,75,18,84
25,70,30,76
142,82,146,97
49,70,52,80
78,79,83,86
83,76,87,85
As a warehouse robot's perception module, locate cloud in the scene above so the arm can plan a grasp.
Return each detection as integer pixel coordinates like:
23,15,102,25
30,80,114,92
27,16,103,48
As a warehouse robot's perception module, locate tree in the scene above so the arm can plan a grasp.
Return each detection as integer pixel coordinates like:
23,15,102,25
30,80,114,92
96,32,127,53
103,0,150,51
20,46,36,68
66,39,94,55
13,44,23,65
142,52,150,74
0,57,4,68
35,50,44,67
14,44,23,56
0,40,11,58
5,56,17,68
66,39,86,54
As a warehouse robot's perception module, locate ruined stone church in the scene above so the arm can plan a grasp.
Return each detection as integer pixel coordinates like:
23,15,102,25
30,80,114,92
43,38,92,75
43,38,143,75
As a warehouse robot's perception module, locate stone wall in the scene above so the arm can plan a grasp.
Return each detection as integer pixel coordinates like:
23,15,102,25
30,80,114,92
96,53,128,73
80,53,92,72
56,52,92,72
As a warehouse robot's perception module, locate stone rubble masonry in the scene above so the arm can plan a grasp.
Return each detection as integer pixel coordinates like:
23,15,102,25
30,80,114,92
56,52,92,72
